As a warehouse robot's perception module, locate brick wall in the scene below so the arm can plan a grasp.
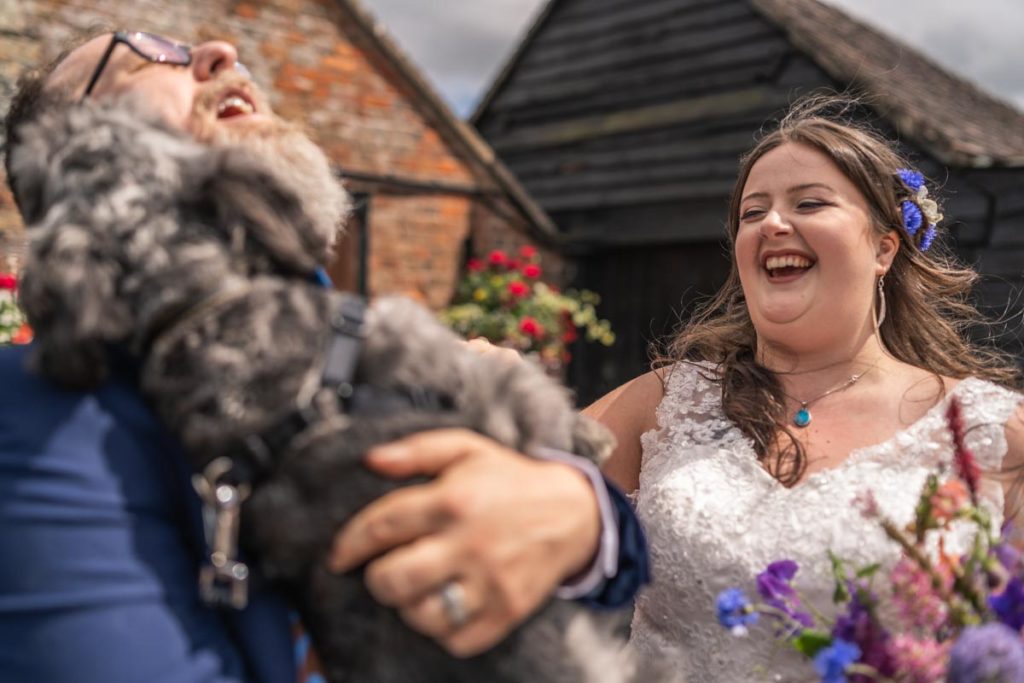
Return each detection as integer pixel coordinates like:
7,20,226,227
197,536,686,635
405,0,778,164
0,0,552,306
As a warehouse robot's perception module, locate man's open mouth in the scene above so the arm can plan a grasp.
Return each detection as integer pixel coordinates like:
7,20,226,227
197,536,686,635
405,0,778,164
763,254,815,281
216,92,256,119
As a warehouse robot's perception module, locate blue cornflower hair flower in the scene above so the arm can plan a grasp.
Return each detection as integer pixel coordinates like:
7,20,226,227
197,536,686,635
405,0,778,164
901,201,923,237
897,168,925,192
813,639,861,683
716,588,759,634
920,224,937,251
948,623,1024,683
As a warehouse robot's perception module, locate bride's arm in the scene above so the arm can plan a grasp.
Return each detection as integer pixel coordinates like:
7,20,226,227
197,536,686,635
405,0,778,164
1001,402,1024,526
584,370,665,494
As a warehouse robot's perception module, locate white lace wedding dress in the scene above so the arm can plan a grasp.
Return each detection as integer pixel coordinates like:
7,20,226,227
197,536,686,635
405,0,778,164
630,362,1022,682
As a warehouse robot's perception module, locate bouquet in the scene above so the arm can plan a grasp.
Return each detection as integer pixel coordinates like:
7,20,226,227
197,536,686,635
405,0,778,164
0,272,31,345
716,399,1024,682
440,246,614,373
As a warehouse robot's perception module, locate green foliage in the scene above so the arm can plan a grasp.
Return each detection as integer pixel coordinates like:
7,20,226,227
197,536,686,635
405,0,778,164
440,246,614,371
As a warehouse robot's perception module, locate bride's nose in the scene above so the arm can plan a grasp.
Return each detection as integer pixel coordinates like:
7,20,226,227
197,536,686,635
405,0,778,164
760,209,793,238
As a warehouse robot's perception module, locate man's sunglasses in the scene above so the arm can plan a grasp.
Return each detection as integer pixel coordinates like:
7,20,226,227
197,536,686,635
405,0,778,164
81,31,249,101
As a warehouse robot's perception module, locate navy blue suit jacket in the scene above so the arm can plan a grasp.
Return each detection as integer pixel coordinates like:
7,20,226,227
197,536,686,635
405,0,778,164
0,344,295,682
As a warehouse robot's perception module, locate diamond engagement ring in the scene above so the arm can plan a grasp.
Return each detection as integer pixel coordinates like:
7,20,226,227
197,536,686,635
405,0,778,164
439,580,468,628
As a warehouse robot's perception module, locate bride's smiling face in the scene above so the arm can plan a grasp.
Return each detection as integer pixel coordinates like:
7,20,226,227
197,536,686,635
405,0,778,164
734,142,897,350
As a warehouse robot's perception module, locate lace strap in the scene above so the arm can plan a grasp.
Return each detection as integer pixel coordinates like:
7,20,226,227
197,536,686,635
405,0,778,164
953,378,1024,472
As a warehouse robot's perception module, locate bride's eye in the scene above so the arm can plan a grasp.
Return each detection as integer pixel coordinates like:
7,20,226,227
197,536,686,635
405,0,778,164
740,208,764,221
797,200,828,210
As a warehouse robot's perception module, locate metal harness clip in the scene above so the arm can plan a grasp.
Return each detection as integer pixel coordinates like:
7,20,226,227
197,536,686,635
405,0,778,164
192,457,252,610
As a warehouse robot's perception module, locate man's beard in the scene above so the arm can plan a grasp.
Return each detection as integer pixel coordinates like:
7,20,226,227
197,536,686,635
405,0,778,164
187,72,350,264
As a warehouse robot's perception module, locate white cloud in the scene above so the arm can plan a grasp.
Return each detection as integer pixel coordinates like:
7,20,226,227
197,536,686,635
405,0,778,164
359,0,1024,116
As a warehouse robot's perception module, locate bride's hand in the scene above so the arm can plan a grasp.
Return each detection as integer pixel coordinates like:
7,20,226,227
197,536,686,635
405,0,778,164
461,337,523,365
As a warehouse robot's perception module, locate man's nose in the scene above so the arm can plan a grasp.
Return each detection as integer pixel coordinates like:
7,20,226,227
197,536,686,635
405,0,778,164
190,41,245,81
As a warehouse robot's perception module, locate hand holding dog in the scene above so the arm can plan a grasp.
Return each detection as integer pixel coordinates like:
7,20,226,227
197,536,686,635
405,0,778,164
329,428,602,657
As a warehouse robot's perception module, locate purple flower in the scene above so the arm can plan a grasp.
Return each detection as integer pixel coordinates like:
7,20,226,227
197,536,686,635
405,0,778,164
897,169,926,191
833,584,897,679
920,224,936,251
757,560,814,628
948,623,1024,683
814,639,861,683
716,588,759,634
990,576,1024,630
901,200,924,236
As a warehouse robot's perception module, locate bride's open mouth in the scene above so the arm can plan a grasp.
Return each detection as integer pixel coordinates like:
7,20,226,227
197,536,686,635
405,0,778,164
763,253,815,282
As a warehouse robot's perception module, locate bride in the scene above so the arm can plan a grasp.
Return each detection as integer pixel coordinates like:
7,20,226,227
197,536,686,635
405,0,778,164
587,98,1024,681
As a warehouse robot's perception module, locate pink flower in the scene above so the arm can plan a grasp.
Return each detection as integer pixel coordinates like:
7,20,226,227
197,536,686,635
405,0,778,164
888,634,949,683
519,317,544,338
507,281,529,298
519,245,537,260
487,250,508,266
890,557,949,632
852,490,880,519
522,263,542,279
0,273,16,290
947,399,980,501
930,479,969,525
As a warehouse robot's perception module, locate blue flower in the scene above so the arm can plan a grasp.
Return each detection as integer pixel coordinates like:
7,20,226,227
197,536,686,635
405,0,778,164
990,576,1024,630
897,169,926,191
948,623,1024,683
716,588,759,633
919,224,936,251
901,200,923,236
813,639,861,683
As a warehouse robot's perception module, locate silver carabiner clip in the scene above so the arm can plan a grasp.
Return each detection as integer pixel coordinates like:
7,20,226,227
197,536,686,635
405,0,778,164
192,457,252,610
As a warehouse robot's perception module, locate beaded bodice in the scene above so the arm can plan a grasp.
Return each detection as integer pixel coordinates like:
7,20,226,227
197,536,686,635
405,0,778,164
631,363,1022,682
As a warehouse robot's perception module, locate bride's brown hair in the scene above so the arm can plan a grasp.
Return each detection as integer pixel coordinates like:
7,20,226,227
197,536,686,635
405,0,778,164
658,95,1019,486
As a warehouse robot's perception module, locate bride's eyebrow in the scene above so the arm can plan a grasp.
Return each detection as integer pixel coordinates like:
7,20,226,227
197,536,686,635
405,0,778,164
788,183,835,194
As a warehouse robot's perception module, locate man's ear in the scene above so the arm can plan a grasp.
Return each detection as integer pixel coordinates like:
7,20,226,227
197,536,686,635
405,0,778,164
876,229,899,275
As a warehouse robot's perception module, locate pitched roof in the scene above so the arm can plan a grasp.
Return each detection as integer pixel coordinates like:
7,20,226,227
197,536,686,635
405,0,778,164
334,0,558,238
477,0,1024,169
749,0,1024,168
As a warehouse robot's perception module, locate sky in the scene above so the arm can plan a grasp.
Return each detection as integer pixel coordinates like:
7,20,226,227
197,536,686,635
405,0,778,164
358,0,1024,119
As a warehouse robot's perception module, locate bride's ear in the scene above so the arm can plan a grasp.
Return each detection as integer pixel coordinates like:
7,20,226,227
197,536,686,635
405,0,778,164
875,230,899,275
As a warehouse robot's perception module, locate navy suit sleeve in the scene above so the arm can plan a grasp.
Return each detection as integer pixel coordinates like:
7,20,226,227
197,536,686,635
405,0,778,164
576,478,650,610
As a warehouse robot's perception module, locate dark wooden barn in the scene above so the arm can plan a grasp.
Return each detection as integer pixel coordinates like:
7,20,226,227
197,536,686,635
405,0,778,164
473,0,1024,403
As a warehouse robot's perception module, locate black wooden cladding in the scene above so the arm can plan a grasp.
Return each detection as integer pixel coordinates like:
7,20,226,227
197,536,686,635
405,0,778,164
475,0,1024,396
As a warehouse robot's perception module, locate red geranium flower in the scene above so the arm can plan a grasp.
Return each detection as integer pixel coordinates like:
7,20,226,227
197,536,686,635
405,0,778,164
519,316,544,338
562,325,578,344
488,250,507,266
467,258,484,272
0,273,17,290
12,323,32,345
523,264,542,279
519,245,538,260
508,280,529,298
506,259,521,271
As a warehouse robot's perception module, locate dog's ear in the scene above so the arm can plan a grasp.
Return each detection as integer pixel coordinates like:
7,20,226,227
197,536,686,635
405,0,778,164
19,225,133,388
188,148,323,276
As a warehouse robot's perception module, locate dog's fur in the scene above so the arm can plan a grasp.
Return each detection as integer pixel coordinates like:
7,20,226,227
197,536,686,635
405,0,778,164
11,99,665,683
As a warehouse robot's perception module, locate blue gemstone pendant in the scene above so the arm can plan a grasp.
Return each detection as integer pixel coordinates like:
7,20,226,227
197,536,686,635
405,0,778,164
794,407,812,428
